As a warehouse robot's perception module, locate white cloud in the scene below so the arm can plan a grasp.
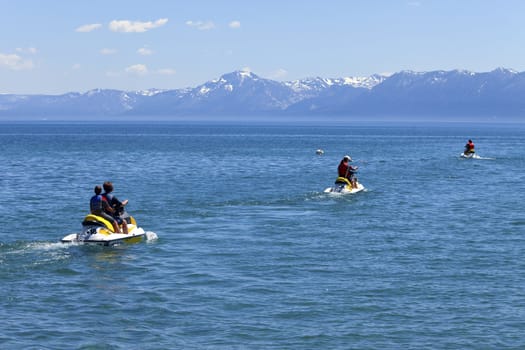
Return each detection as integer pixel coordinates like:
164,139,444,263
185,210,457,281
269,68,288,79
0,53,34,70
72,63,81,70
241,66,251,73
16,47,38,54
109,18,168,33
229,21,241,29
108,65,174,77
125,64,148,75
156,68,176,75
100,48,117,55
76,23,102,32
137,48,153,56
186,20,215,30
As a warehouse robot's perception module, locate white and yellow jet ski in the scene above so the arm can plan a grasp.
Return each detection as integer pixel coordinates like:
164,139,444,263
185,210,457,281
460,151,481,159
324,177,365,194
62,212,145,246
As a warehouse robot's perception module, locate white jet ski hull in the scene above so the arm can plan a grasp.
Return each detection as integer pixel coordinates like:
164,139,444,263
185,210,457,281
324,181,365,194
61,227,146,246
460,152,481,159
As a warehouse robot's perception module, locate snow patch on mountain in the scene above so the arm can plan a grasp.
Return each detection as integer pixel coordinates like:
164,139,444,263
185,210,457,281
285,74,386,93
136,89,165,96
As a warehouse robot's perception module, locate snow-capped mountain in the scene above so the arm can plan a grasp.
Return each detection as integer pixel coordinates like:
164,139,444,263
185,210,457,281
1,68,524,120
284,74,385,93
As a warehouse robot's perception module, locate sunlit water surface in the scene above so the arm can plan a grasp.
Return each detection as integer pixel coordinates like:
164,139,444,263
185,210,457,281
1,122,524,349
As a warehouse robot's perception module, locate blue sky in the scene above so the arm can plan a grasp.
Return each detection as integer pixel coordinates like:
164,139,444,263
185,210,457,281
1,0,524,94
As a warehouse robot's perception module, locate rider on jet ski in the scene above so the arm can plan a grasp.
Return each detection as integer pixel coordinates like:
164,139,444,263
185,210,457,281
90,185,120,233
464,139,475,154
102,181,129,235
338,155,358,188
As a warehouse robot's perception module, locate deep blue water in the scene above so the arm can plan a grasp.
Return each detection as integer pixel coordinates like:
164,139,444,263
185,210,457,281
1,121,524,349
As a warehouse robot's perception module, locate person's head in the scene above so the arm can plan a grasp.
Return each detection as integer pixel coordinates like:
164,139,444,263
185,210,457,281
468,139,473,143
103,181,114,193
343,155,352,162
94,185,102,195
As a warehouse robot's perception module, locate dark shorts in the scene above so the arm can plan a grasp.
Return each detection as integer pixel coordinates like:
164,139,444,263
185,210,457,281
93,210,116,223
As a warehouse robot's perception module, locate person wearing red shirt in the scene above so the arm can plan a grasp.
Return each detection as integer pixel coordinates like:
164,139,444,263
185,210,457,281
464,139,475,154
338,155,358,188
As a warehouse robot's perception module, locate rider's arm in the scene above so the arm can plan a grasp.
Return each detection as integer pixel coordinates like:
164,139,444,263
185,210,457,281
102,200,114,213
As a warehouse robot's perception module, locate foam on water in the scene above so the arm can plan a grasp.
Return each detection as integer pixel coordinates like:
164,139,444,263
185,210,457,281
145,231,159,241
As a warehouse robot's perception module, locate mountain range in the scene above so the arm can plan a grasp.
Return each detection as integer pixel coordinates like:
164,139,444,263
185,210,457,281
1,68,525,121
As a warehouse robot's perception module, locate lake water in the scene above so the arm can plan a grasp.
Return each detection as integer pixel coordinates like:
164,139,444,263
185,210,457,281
1,121,524,349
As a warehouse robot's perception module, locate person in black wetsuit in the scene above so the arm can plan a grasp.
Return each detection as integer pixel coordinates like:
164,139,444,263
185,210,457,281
102,181,129,234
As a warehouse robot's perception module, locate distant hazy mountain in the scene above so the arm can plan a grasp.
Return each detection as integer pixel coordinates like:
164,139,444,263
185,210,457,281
1,68,524,120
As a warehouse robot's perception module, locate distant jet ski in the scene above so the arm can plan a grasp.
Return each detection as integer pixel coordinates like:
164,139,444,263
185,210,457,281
324,177,365,194
461,139,479,158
